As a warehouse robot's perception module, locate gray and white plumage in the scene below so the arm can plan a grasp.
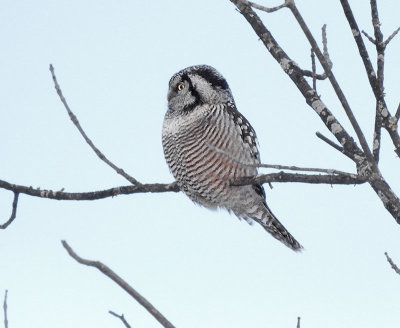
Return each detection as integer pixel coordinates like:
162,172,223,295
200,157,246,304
162,65,302,251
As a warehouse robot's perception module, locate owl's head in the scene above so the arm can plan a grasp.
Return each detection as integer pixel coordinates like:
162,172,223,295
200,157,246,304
167,65,234,113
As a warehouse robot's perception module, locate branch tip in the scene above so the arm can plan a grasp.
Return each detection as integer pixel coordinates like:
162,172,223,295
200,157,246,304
61,241,176,328
383,27,400,47
3,289,8,328
109,311,132,328
49,65,142,186
361,30,376,44
0,192,20,230
384,252,400,276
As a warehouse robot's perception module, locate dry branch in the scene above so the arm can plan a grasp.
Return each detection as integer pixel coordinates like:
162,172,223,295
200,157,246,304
340,0,400,157
315,132,346,155
384,252,400,276
62,241,175,328
0,179,179,201
231,0,363,161
109,311,132,328
231,0,400,223
232,172,366,187
49,64,142,186
0,170,368,204
0,193,19,230
287,1,374,162
3,290,8,328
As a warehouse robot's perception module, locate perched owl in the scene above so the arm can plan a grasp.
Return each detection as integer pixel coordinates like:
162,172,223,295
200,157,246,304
162,65,302,251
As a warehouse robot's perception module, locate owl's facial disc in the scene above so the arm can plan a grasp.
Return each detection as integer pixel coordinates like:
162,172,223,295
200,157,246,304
167,65,233,113
167,74,202,112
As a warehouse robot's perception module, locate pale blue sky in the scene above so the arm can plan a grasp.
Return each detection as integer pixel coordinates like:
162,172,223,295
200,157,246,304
1,1,399,327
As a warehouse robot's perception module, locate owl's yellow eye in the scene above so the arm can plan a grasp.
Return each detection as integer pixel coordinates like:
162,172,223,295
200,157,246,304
177,82,185,91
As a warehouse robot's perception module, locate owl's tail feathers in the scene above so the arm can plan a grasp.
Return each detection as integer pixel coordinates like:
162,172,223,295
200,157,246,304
257,204,303,252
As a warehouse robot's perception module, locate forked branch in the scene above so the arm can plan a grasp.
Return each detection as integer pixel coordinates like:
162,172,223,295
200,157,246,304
231,0,400,223
109,311,132,328
62,240,176,328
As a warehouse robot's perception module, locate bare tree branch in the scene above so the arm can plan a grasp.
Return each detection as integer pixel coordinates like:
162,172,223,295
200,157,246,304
0,169,367,205
232,172,366,187
286,1,374,163
315,132,347,156
242,0,288,13
3,290,8,328
0,179,179,201
321,24,332,70
311,50,317,90
384,252,400,276
307,24,332,91
231,0,400,223
382,27,400,47
49,64,142,186
0,192,19,230
340,0,400,157
231,0,364,161
256,164,354,176
370,0,384,163
296,316,301,328
109,311,132,328
395,103,400,122
62,240,176,328
207,141,355,176
361,30,376,44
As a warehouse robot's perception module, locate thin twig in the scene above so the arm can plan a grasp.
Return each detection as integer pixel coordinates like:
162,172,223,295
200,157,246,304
109,311,132,328
257,163,354,176
340,0,400,157
321,24,332,69
370,0,384,163
206,142,355,176
3,290,8,328
384,252,400,276
62,241,176,328
231,0,365,162
311,50,317,90
296,316,301,328
395,103,400,122
383,27,400,47
373,103,382,163
243,0,288,13
340,0,377,88
49,64,142,186
231,0,400,222
315,132,350,156
0,192,19,230
287,1,375,164
361,30,376,44
232,172,366,187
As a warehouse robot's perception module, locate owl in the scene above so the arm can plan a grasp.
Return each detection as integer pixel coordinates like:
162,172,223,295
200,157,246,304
162,65,302,251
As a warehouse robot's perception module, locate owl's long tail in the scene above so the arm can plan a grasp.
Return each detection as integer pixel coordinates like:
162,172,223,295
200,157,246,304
255,203,303,252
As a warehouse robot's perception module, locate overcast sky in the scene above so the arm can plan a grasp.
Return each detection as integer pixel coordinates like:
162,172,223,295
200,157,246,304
1,1,400,327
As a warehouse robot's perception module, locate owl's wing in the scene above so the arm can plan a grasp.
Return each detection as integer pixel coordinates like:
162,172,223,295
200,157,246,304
225,102,261,164
225,102,266,200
